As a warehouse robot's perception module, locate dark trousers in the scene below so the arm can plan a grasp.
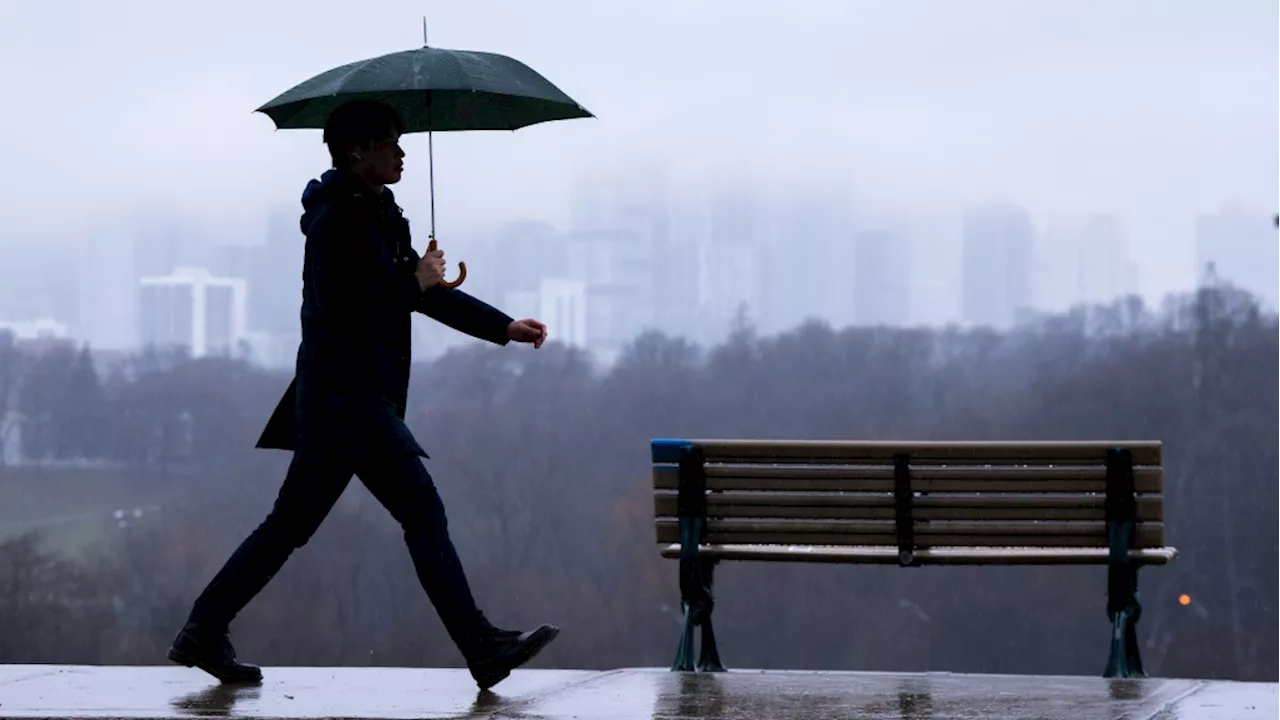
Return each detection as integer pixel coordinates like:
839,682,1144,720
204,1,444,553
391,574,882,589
186,449,494,658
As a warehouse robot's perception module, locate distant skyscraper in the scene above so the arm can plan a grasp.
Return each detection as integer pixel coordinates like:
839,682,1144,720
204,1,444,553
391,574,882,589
852,229,912,326
138,266,247,358
1039,215,1137,311
208,243,255,283
1074,216,1137,305
0,242,78,332
570,165,685,345
770,199,849,332
650,229,700,340
240,206,305,367
539,278,588,349
139,282,194,351
566,229,652,357
132,213,208,280
961,204,1035,328
698,190,766,340
1195,206,1278,309
249,205,304,337
491,221,566,305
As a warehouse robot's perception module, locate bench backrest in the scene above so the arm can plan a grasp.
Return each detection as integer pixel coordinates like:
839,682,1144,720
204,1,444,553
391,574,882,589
651,439,1165,559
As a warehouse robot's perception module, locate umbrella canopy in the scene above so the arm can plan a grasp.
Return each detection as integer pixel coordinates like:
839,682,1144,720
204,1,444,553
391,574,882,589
255,44,592,289
256,47,593,133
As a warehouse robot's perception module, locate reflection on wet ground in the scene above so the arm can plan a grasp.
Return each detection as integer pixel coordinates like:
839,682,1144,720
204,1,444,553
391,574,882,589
0,665,1274,719
170,683,262,717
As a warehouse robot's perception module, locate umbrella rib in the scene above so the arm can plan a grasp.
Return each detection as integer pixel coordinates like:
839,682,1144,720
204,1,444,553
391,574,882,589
275,55,385,129
330,56,374,93
452,51,486,132
458,51,515,131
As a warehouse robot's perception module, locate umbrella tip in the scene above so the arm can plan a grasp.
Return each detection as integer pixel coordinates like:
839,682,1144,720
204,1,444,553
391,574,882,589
422,17,429,47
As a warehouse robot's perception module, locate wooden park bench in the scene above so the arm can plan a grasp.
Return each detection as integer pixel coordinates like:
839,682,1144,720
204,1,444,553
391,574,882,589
650,439,1177,679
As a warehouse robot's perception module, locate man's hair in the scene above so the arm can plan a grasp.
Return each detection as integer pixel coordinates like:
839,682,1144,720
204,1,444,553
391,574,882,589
322,101,404,168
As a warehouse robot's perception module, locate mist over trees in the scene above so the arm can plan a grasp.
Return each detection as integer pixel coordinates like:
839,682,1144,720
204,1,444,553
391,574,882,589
0,278,1275,682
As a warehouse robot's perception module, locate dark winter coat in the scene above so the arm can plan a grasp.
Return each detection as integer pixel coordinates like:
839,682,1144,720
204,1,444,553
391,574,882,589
256,169,512,457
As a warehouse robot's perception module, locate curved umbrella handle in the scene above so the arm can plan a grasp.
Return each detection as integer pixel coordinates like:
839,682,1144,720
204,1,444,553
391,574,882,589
426,238,467,289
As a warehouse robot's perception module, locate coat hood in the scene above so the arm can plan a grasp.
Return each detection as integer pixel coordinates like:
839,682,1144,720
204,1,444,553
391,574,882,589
299,169,397,236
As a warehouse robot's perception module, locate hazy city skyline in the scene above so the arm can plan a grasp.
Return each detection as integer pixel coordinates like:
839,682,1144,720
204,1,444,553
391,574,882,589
0,0,1275,356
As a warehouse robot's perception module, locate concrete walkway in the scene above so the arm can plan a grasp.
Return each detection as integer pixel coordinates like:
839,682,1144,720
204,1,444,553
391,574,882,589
0,665,1274,719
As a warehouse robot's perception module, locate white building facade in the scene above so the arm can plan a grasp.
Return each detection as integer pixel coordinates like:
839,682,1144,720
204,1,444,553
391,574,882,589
138,266,248,358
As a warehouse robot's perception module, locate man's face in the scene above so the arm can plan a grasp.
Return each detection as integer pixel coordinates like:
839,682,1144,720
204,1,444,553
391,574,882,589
353,129,405,187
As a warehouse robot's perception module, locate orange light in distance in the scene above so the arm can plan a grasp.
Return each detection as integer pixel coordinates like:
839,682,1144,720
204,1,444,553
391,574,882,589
1178,594,1192,606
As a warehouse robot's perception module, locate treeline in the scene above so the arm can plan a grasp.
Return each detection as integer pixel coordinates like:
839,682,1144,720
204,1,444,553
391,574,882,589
0,279,1275,681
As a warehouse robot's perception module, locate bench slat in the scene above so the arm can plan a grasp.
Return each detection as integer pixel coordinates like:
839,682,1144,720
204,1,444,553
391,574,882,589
652,493,1164,522
657,544,1178,566
662,440,1162,466
654,519,1165,548
652,465,1163,494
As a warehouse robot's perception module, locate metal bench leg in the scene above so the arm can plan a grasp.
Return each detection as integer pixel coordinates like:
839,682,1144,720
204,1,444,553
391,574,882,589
672,554,726,672
1103,524,1145,678
1103,448,1146,679
668,446,727,673
670,508,727,672
672,600,697,672
696,560,726,672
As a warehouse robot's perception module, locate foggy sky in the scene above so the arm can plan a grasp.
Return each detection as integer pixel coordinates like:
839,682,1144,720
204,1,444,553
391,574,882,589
0,0,1275,305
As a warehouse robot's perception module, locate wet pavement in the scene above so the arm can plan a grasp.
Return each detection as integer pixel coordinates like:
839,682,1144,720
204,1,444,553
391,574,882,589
0,665,1274,719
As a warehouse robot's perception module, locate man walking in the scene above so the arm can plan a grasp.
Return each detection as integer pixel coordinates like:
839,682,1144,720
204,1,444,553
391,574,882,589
167,100,557,690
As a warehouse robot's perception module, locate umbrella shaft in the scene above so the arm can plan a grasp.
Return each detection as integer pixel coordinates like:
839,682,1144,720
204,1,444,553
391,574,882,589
428,129,436,239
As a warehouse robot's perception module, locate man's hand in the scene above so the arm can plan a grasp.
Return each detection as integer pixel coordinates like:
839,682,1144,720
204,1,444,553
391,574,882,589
507,318,548,349
415,247,446,290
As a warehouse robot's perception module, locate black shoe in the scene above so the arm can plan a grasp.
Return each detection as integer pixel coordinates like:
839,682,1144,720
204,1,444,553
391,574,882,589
167,625,263,684
467,624,560,691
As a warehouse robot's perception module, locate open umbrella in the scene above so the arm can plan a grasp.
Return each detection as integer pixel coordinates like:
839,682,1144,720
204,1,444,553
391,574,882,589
256,31,592,288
